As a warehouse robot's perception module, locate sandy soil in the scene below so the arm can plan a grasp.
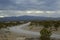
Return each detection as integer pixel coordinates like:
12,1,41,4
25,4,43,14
0,30,27,40
22,25,60,34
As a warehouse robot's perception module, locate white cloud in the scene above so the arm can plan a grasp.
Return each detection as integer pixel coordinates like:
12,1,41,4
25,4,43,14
0,16,5,18
46,11,56,14
0,10,60,17
36,11,44,13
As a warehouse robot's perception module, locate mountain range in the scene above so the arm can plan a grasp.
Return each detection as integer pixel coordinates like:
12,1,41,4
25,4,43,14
0,15,60,22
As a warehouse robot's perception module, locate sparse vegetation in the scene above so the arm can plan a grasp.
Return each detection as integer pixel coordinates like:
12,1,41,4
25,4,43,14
29,20,60,40
0,21,27,29
0,20,60,40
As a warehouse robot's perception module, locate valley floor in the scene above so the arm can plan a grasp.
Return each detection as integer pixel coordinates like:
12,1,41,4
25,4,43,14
0,22,60,40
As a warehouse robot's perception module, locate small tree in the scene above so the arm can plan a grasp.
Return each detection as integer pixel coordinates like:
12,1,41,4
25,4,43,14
54,23,60,31
40,28,52,40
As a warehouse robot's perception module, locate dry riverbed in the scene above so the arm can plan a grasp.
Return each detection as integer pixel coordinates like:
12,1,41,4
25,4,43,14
22,25,60,34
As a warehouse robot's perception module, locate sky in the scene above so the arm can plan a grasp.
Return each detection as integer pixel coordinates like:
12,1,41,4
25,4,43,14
0,0,60,17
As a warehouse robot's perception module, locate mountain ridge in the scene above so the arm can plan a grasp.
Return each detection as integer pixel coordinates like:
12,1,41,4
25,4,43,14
0,15,60,22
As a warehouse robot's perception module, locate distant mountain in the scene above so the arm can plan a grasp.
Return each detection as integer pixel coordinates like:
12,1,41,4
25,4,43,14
0,15,60,22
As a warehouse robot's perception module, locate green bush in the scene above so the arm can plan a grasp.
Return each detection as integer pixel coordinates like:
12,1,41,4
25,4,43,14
40,28,52,40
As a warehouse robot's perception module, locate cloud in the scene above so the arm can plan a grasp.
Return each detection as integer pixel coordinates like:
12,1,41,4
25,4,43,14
55,0,60,10
0,0,60,17
0,10,60,17
0,0,59,10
